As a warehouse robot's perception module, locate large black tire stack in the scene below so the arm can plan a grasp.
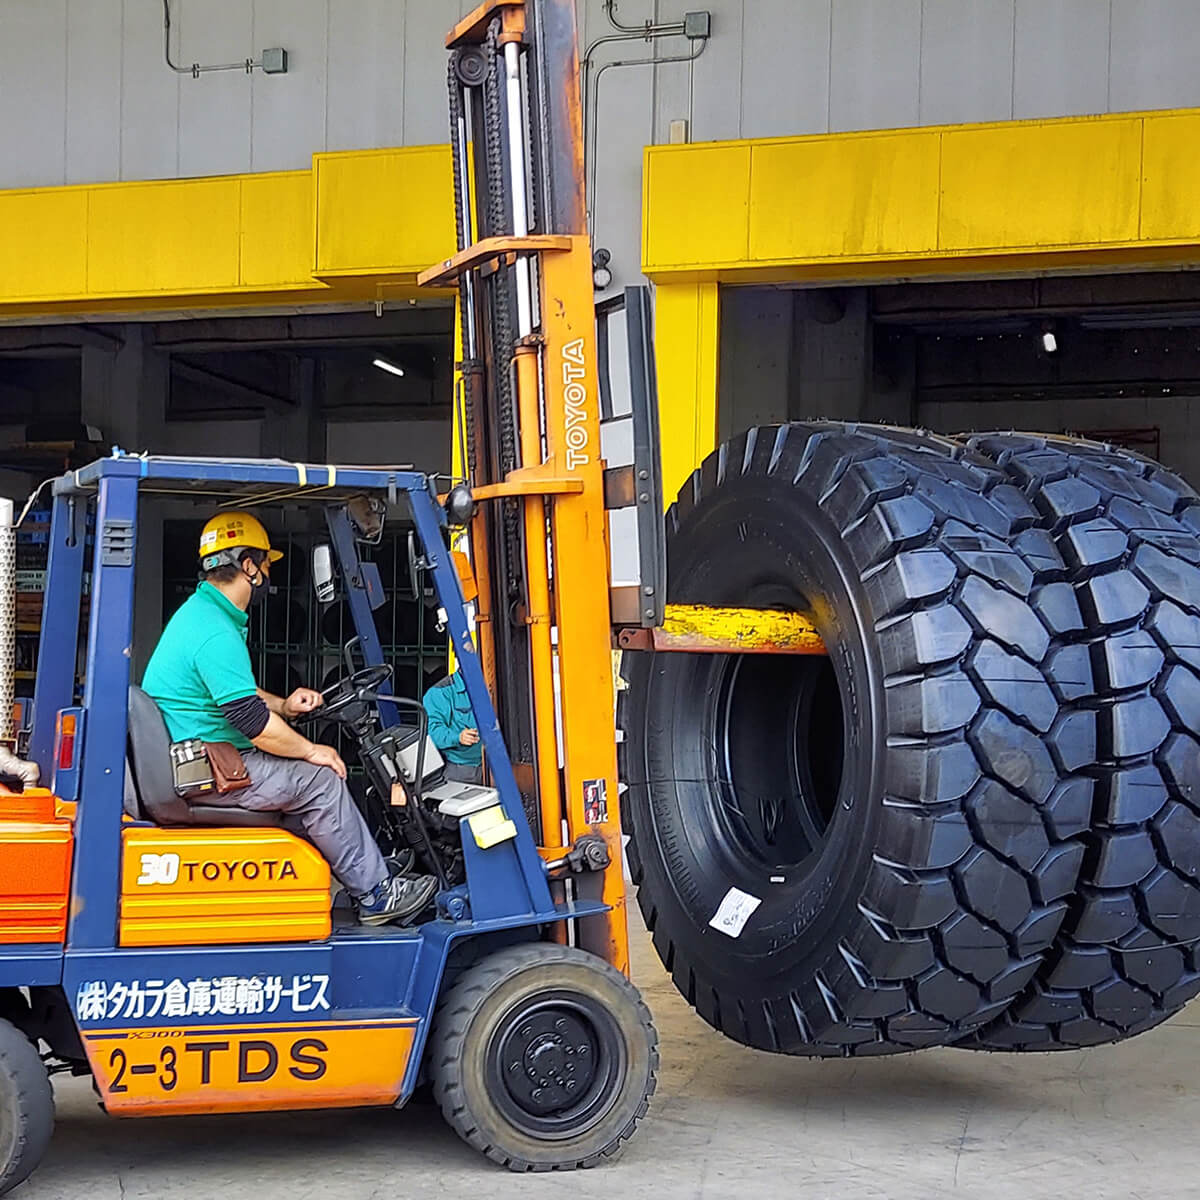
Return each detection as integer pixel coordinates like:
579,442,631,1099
619,422,1094,1056
958,433,1200,1049
619,421,1200,1057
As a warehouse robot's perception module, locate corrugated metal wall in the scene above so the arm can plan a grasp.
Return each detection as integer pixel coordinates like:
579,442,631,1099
2,1,1200,290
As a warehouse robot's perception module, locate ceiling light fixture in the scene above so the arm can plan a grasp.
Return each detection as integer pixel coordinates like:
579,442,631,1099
1040,322,1058,354
372,357,406,378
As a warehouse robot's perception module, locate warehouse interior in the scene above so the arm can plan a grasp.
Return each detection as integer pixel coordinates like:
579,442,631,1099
719,269,1200,480
0,304,457,710
8,266,1200,692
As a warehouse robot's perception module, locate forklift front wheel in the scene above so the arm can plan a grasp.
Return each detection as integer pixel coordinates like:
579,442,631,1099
429,943,658,1171
0,1016,54,1197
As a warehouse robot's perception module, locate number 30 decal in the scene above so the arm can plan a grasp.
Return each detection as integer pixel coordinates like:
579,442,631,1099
136,852,180,886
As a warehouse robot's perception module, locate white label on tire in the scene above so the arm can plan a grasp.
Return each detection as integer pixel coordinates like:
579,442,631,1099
708,887,761,938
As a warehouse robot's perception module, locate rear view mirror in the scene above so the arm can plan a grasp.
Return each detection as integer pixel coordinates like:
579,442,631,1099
312,544,336,603
407,530,427,601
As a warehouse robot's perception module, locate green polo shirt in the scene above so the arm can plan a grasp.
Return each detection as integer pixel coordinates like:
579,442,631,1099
141,582,258,750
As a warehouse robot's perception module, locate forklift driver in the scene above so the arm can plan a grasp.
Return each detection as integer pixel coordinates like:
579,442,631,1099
141,511,438,926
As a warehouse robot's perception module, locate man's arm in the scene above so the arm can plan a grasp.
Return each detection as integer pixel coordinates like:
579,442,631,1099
252,713,344,778
221,696,347,778
257,687,323,719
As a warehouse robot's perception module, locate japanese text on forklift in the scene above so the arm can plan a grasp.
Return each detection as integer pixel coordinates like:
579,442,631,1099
0,0,678,1186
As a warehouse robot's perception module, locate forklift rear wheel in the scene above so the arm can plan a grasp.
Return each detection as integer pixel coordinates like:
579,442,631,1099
429,943,658,1171
0,1017,54,1197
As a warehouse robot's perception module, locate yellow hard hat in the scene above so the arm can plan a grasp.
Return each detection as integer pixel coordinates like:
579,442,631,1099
198,510,283,568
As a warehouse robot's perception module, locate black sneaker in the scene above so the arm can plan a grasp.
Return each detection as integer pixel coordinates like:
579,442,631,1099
356,874,438,926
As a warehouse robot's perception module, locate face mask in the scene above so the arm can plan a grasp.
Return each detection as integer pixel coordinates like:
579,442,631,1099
245,562,270,606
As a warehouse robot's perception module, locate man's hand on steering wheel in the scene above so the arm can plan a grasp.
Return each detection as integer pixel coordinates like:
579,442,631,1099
283,687,324,719
295,664,393,724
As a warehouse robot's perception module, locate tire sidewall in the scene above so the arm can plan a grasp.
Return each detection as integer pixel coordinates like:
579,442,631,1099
629,467,884,984
0,1018,53,1196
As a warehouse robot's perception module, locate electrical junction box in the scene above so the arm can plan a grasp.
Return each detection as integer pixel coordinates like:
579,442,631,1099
261,47,288,74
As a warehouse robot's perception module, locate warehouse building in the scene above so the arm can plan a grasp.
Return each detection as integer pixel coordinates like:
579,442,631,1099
4,3,1200,508
7,2,1200,1194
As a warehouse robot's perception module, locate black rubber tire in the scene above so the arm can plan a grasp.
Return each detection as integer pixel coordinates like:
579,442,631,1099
0,1016,54,1197
620,422,1092,1055
428,943,657,1170
960,433,1200,1049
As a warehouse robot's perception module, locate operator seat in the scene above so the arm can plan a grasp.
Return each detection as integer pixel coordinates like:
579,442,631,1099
126,685,281,828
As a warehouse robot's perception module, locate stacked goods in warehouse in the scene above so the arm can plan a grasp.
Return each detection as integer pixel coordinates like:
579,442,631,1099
620,423,1200,1057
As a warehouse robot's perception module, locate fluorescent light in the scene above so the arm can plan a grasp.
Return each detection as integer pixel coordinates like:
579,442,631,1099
373,357,405,377
1041,330,1058,354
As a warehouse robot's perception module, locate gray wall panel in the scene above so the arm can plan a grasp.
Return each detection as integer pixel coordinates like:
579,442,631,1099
0,0,67,187
6,0,1200,303
327,0,407,151
1110,0,1200,112
1013,0,1110,119
119,0,180,180
65,0,122,185
177,0,253,178
688,0,742,143
589,0,655,293
918,0,1014,125
739,0,832,138
401,1,460,146
250,0,329,170
829,0,921,132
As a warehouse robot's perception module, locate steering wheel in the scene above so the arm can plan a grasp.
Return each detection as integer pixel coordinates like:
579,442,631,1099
300,664,393,723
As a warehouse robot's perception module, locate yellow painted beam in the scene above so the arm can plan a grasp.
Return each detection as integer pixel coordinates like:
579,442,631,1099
0,148,456,317
313,146,455,280
643,107,1200,282
653,280,719,506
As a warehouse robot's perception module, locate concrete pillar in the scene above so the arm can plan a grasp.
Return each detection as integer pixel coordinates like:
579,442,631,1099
717,287,794,443
788,288,871,422
81,326,168,677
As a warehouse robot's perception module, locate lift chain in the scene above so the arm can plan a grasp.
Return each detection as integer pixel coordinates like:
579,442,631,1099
483,17,523,601
446,51,477,471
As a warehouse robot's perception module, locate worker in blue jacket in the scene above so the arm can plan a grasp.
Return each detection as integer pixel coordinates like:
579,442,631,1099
423,671,483,783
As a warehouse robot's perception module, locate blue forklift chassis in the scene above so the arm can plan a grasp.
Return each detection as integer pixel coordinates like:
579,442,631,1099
1,452,607,1111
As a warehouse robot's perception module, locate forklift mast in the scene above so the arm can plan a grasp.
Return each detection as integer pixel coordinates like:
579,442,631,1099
420,0,631,970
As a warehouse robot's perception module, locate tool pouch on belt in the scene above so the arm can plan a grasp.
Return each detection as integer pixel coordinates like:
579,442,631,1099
170,739,250,798
204,741,251,794
170,739,215,799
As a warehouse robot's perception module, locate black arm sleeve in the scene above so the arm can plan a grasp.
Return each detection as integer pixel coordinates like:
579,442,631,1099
219,694,270,740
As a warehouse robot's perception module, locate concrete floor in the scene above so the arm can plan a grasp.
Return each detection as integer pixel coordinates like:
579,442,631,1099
18,916,1200,1200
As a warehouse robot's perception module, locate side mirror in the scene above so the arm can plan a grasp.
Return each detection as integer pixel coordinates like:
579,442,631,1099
407,530,424,601
312,544,336,603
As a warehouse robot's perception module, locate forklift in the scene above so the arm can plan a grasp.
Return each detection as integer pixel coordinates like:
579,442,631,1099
0,0,671,1186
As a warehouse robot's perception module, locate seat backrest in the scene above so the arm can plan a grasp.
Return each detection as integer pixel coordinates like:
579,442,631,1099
127,685,194,825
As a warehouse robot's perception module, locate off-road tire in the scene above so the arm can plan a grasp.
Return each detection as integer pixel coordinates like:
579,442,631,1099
960,433,1200,1049
620,423,1091,1055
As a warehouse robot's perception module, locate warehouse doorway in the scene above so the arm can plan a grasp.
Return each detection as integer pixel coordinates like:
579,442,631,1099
0,306,456,704
717,270,1200,488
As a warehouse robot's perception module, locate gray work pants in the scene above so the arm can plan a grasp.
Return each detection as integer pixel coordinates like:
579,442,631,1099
443,761,483,784
200,750,387,897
